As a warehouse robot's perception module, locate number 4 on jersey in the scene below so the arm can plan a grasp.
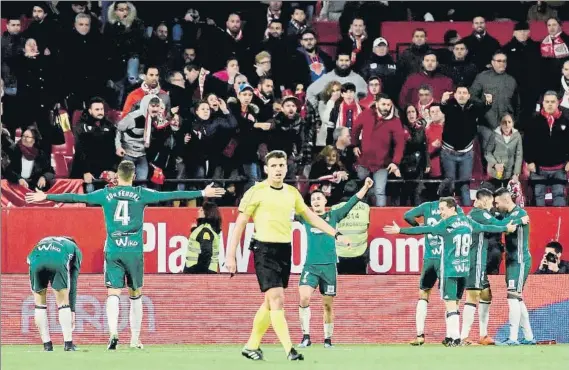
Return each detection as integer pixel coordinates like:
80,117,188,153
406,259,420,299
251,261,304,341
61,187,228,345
114,200,130,225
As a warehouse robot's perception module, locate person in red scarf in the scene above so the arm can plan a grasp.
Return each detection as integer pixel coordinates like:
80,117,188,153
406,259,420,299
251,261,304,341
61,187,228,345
4,126,54,190
121,65,170,118
327,82,363,145
540,17,569,92
336,16,372,72
359,76,382,109
351,94,404,206
524,91,569,206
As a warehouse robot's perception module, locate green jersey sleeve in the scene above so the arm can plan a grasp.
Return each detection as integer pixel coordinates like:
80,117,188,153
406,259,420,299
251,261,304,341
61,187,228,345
141,188,203,204
403,202,427,226
472,210,522,226
470,219,508,234
46,189,106,205
401,220,446,236
330,195,360,223
69,246,82,312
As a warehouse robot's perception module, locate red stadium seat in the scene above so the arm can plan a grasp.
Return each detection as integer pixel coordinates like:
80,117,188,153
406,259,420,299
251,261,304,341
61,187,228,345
52,131,75,156
52,153,70,178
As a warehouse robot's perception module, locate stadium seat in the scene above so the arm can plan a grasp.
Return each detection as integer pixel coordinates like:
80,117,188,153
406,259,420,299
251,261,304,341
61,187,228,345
52,153,70,178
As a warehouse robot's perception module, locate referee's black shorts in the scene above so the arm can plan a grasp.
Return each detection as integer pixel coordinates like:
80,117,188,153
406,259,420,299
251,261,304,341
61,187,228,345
250,239,292,293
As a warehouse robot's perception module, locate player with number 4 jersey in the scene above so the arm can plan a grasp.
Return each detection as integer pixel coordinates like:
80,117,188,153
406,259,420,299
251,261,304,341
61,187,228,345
297,178,373,349
385,197,517,347
26,160,226,351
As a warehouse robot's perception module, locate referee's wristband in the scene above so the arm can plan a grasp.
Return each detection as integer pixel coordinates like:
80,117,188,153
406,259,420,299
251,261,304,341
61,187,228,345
334,232,342,240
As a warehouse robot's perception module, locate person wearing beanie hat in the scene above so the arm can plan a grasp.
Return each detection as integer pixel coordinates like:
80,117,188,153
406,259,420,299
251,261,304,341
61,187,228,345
502,21,541,131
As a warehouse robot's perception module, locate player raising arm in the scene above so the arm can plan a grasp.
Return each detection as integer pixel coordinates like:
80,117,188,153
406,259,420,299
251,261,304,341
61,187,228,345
402,179,463,346
385,197,517,347
461,189,529,345
493,187,536,346
26,160,225,350
298,177,373,349
225,150,351,362
27,236,82,351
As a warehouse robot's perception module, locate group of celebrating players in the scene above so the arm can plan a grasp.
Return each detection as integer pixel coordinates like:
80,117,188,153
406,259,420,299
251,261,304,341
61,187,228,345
24,150,535,359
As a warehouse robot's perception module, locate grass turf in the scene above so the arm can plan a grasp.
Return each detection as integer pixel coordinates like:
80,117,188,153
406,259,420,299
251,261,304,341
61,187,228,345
2,344,568,370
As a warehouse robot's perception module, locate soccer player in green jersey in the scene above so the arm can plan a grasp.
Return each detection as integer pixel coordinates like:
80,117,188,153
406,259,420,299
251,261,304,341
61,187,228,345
461,189,529,345
384,197,517,347
298,177,373,348
403,179,464,346
493,188,536,346
27,236,82,351
26,160,225,350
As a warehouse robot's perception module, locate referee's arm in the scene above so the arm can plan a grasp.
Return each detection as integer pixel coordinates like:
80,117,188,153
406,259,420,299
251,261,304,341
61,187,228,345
300,207,338,237
226,188,257,273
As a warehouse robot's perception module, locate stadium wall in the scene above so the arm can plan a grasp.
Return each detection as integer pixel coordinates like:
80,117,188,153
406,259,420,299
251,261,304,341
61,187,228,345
2,208,568,274
1,275,568,344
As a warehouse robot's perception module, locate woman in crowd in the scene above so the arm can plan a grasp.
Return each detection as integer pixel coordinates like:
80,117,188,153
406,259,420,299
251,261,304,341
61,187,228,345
183,201,221,274
484,113,523,189
4,126,54,190
309,145,349,206
316,80,342,151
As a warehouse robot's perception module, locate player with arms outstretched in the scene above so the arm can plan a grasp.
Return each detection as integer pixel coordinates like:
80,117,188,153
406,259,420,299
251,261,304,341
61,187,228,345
493,187,536,346
460,189,529,345
26,160,225,350
225,150,351,361
298,177,373,348
27,236,82,351
385,197,517,346
402,179,463,346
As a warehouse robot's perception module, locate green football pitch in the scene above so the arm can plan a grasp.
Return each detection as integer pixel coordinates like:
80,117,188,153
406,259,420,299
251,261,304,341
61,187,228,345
2,344,569,370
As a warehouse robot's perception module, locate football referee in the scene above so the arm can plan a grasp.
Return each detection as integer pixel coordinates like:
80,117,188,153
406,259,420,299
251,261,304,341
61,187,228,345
226,150,350,361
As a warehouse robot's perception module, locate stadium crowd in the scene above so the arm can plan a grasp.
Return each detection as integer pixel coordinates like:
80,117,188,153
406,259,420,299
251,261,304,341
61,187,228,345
2,1,569,207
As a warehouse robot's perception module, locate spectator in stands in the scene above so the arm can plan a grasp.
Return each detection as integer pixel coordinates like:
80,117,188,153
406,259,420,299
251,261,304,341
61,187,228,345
309,145,349,205
258,20,290,91
337,16,372,72
253,76,275,122
287,6,308,43
212,57,240,85
317,0,346,21
58,1,101,32
183,63,227,103
316,80,341,149
24,3,60,56
5,126,54,191
351,94,404,206
306,50,367,109
470,51,519,151
103,1,145,108
61,13,105,112
268,93,314,178
440,87,493,206
399,51,453,109
203,13,252,73
327,82,363,145
560,61,569,110
333,126,356,178
16,38,59,155
182,46,198,65
535,241,569,274
250,51,278,92
540,17,569,93
122,65,170,117
206,95,240,182
116,95,164,181
528,1,558,22
291,28,334,93
436,29,460,66
1,17,24,137
359,76,382,109
144,21,177,76
397,28,430,79
503,21,541,131
441,41,478,87
416,84,434,121
425,105,444,198
461,16,501,72
399,104,430,206
484,113,523,190
360,37,398,100
524,91,569,207
162,71,186,111
71,97,118,193
228,83,268,191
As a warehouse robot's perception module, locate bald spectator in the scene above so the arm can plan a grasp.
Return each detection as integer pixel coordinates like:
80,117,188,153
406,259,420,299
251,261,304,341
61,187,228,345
399,51,453,109
461,16,501,72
